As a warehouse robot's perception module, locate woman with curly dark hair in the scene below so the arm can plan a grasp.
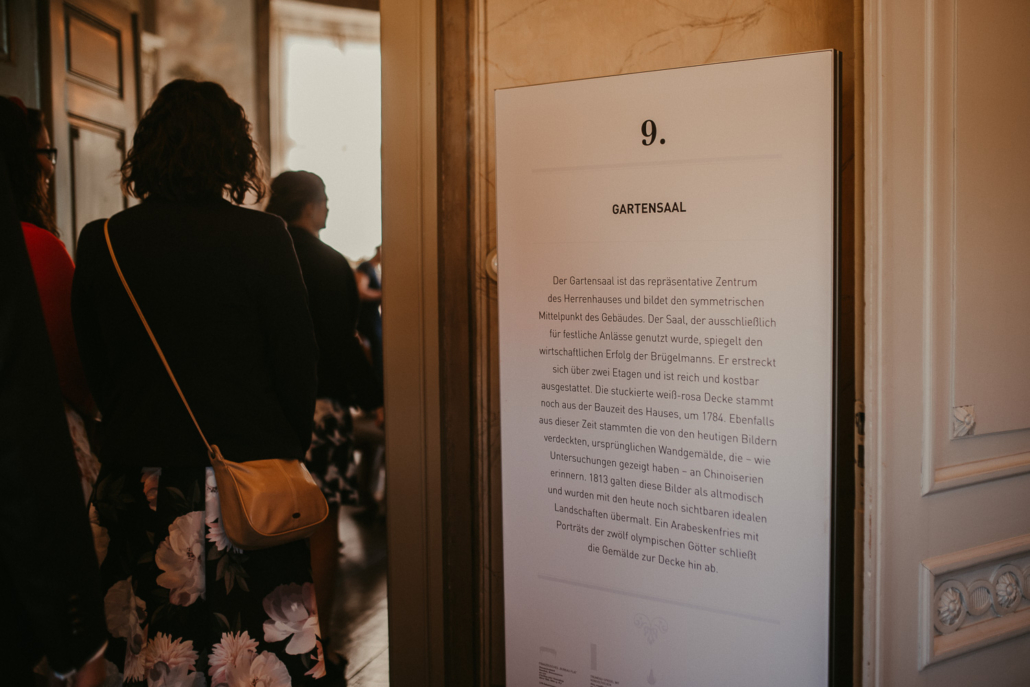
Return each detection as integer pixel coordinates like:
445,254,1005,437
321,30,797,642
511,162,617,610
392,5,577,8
71,80,330,684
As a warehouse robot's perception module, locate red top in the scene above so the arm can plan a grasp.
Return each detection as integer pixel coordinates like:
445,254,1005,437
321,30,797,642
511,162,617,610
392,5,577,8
22,222,96,417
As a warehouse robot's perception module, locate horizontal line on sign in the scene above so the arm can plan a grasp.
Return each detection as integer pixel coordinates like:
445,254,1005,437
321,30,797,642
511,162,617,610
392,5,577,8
532,153,782,174
538,573,780,625
525,238,783,245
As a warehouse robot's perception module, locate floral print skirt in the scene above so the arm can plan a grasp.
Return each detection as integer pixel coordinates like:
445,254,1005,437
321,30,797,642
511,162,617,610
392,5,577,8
303,399,358,507
66,403,100,504
91,465,325,686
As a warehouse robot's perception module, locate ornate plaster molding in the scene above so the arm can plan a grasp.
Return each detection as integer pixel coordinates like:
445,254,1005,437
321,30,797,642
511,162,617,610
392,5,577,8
920,533,1030,668
951,405,975,438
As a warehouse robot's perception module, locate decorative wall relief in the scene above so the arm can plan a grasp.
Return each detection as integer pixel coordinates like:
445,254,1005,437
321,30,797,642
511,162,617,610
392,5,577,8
951,405,975,438
920,533,1030,667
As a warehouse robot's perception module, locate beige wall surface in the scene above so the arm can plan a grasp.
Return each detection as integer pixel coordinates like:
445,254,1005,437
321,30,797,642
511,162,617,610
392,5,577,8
156,0,257,120
470,0,858,681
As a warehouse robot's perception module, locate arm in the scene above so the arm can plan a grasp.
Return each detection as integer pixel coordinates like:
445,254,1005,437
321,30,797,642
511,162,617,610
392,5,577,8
355,267,382,302
305,253,362,404
24,224,97,418
71,222,112,415
258,225,320,453
345,334,383,411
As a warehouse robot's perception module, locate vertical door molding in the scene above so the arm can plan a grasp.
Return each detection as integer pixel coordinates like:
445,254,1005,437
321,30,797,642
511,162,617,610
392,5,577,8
468,0,505,683
861,1,883,682
381,0,444,684
254,0,271,176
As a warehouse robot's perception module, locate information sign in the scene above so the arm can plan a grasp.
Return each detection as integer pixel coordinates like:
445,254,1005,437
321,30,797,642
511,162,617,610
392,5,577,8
497,51,840,686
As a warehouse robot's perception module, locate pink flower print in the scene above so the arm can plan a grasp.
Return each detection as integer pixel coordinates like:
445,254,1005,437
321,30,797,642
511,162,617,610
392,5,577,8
262,582,320,655
207,631,258,684
155,511,206,606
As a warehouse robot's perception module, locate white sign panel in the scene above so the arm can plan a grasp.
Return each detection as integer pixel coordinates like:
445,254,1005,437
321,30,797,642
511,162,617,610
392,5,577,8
497,51,838,686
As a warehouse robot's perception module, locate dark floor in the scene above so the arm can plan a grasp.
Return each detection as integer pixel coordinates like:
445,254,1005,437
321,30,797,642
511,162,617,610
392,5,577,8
331,506,390,685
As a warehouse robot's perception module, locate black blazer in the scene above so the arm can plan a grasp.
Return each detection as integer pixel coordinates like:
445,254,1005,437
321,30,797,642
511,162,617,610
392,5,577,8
288,226,382,410
0,160,106,681
72,197,319,468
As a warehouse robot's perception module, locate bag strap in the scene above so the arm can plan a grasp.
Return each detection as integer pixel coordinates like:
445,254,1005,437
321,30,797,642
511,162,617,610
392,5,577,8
104,219,213,453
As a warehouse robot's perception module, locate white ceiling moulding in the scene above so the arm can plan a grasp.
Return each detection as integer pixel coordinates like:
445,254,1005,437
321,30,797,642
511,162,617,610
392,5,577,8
272,0,379,44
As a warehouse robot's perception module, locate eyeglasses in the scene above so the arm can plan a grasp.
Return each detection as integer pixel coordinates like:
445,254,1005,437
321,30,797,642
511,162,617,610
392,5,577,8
35,148,58,165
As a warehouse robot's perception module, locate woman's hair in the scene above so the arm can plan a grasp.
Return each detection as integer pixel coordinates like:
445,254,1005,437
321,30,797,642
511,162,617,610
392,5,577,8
265,171,326,224
0,98,57,235
121,80,266,204
26,108,46,143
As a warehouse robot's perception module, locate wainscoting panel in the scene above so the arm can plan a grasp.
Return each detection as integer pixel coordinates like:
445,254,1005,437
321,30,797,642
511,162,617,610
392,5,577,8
921,0,1030,494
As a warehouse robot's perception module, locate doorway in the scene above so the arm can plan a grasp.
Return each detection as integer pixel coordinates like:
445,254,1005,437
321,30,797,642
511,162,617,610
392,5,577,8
271,1,388,684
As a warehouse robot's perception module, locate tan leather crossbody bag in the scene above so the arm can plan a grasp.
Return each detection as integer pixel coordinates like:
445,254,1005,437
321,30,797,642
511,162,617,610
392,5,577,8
104,219,328,550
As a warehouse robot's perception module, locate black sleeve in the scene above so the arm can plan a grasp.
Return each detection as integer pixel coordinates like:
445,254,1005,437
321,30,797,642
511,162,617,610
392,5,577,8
339,260,361,330
258,225,320,453
345,335,383,410
309,254,361,403
0,163,106,676
71,220,112,413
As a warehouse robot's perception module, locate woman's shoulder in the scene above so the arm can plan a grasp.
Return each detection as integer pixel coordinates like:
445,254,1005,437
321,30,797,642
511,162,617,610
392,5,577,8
22,221,73,266
74,217,114,262
227,203,290,240
22,221,68,251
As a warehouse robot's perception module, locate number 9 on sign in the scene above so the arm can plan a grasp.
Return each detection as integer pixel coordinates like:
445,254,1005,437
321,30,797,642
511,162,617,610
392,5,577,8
642,119,657,146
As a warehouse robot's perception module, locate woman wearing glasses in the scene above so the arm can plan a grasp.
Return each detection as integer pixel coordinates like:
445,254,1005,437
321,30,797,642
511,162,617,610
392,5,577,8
29,107,59,182
2,96,100,504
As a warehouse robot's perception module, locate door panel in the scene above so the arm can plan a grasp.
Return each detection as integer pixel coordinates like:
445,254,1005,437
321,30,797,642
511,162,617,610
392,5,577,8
951,0,1030,438
65,6,123,95
0,0,41,107
46,0,137,256
865,0,1030,683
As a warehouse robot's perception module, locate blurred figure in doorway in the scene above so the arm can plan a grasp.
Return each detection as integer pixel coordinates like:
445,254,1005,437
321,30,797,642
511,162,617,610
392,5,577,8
354,245,382,385
353,246,385,518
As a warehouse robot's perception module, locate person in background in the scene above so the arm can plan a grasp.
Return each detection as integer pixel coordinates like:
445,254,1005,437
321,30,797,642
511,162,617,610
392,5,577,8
3,97,99,502
72,80,326,684
266,171,383,682
354,245,383,385
352,247,386,516
0,95,107,687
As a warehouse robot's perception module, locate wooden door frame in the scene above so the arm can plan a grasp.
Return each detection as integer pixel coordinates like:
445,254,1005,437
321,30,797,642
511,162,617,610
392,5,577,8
861,1,880,682
380,0,445,683
381,0,484,683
